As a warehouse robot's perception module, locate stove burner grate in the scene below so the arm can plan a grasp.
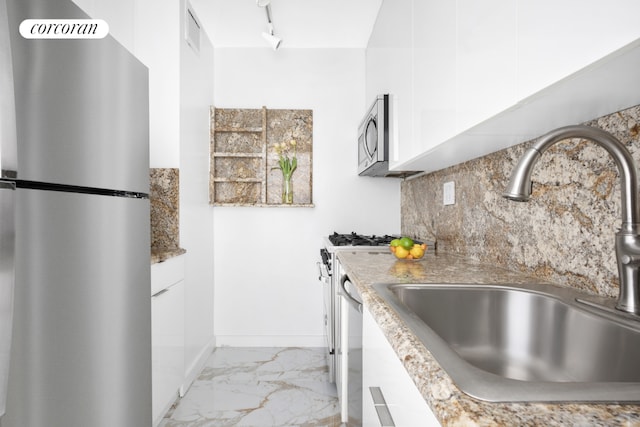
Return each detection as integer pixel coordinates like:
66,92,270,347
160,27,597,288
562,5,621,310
328,232,401,247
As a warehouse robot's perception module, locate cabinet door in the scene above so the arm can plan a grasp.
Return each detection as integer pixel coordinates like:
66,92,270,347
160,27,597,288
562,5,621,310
152,280,185,426
517,0,640,100
368,0,640,174
413,0,457,154
363,308,440,426
366,0,413,168
151,255,186,296
456,0,517,132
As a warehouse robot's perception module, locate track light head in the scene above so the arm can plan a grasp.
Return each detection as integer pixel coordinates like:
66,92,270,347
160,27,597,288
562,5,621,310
256,1,282,50
262,30,282,50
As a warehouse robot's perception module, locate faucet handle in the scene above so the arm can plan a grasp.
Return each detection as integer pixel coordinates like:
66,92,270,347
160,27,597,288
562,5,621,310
617,230,640,265
620,254,640,265
620,255,640,265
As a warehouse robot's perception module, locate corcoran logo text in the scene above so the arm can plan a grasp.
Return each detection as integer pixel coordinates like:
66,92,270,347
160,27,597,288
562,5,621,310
19,19,109,39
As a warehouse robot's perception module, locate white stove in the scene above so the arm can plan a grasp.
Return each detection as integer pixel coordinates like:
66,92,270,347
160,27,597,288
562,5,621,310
317,232,435,423
317,233,407,384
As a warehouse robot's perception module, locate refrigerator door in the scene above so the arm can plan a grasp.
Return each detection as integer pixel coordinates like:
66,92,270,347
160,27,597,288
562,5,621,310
0,181,15,418
0,0,18,178
5,0,149,193
4,188,151,427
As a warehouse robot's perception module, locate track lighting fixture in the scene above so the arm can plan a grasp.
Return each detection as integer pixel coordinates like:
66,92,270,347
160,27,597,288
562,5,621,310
256,0,282,50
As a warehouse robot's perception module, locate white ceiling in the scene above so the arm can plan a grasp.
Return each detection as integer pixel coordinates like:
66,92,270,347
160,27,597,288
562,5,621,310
188,0,383,49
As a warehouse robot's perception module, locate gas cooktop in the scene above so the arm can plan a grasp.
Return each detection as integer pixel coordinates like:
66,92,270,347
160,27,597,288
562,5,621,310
328,232,401,247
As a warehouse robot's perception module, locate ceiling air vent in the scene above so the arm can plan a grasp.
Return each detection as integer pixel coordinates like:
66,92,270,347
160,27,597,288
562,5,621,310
185,2,201,54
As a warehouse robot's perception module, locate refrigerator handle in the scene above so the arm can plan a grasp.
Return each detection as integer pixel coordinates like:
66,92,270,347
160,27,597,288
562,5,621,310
0,0,19,178
0,180,15,417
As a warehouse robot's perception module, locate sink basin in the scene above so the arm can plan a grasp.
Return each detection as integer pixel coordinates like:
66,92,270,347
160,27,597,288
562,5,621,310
373,282,640,402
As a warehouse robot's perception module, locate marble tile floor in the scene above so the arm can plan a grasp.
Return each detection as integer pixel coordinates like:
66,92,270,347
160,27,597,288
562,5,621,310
160,347,342,427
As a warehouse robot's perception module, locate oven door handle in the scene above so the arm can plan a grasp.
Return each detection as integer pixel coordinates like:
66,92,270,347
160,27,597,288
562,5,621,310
340,275,362,313
317,261,330,283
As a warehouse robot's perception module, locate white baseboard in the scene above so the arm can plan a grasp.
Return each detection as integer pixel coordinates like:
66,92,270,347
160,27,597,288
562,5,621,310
214,335,326,348
180,336,216,396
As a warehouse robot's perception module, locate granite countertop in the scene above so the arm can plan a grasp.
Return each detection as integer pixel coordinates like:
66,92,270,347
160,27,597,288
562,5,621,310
151,247,186,264
337,250,640,427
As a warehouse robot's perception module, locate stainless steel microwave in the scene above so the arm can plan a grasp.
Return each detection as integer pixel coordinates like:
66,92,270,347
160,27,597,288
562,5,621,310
358,94,390,177
357,94,416,177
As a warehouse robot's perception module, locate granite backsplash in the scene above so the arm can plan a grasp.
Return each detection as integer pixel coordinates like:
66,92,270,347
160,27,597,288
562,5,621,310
401,104,640,299
150,168,185,263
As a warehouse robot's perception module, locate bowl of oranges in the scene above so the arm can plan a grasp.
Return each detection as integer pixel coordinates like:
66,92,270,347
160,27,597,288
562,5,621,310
389,237,427,260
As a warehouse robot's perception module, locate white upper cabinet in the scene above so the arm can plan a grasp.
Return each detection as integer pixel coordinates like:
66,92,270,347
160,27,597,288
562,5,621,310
456,0,517,132
366,0,414,164
517,0,640,100
412,0,456,162
367,0,640,173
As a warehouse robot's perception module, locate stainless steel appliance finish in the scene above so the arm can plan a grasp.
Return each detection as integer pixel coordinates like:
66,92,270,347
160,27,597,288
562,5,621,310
338,273,362,425
1,0,151,424
503,125,640,315
0,0,17,416
8,190,150,425
0,182,14,418
357,94,417,178
374,282,640,402
6,0,148,193
358,94,388,177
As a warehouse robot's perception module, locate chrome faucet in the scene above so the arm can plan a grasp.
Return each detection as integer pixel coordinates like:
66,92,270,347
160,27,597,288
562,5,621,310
503,125,640,315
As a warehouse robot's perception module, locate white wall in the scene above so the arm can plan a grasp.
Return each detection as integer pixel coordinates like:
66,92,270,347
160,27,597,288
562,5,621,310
179,0,215,388
213,48,400,346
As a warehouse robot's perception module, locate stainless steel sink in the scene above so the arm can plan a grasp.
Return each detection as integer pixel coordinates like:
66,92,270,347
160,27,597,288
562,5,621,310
373,282,640,402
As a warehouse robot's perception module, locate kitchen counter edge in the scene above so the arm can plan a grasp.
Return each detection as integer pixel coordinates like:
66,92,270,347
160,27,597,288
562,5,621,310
336,250,640,427
151,247,186,264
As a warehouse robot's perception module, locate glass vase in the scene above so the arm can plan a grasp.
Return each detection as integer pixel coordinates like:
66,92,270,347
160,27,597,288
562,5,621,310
282,174,293,204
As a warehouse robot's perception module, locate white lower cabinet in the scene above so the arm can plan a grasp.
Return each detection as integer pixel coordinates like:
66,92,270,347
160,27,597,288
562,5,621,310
151,256,186,426
363,308,440,426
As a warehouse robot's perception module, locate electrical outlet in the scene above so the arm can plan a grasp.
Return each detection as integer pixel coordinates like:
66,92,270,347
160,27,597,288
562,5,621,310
443,181,455,205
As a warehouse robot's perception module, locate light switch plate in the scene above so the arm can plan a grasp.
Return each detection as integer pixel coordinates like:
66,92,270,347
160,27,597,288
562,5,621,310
443,181,455,205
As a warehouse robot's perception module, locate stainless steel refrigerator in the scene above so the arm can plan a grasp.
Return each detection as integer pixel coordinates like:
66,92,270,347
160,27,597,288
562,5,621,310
0,0,151,425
